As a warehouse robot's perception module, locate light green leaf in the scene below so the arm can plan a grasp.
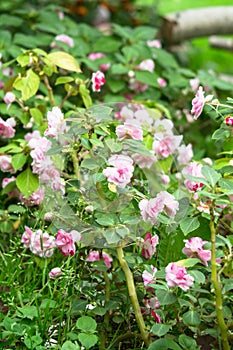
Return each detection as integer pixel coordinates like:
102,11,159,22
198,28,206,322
76,316,97,333
180,217,200,236
79,83,92,108
183,310,201,327
81,158,99,170
55,76,74,85
175,258,201,268
47,51,81,72
61,341,80,350
16,168,39,198
16,306,38,320
13,69,40,100
202,165,221,187
12,153,28,172
30,108,44,125
151,324,171,337
189,270,206,284
77,333,98,349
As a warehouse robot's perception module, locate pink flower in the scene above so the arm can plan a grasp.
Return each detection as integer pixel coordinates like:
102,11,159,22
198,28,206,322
153,135,182,159
28,229,55,258
0,155,14,173
2,176,16,188
182,237,211,266
182,161,204,192
156,191,179,219
44,106,67,140
54,34,74,47
139,191,179,224
56,229,81,256
132,153,157,169
139,197,164,224
103,154,134,188
225,116,233,126
177,144,193,165
19,187,44,206
191,86,213,119
161,174,170,184
157,77,167,87
189,78,200,92
151,311,161,323
21,226,33,248
91,71,105,92
138,59,155,72
142,265,157,286
147,40,161,48
49,267,62,279
116,120,143,141
86,250,113,269
142,233,159,259
165,262,194,291
3,92,16,110
0,117,16,138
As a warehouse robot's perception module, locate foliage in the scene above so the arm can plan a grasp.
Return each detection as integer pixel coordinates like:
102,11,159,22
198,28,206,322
0,2,233,350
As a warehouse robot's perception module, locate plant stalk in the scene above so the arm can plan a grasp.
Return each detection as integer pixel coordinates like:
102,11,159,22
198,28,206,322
116,246,150,347
43,75,56,106
210,208,230,350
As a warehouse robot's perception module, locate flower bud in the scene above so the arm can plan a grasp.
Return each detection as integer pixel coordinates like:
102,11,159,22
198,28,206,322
49,267,62,280
225,116,233,126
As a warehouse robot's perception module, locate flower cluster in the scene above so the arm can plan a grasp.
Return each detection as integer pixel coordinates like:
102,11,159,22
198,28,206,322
103,154,134,188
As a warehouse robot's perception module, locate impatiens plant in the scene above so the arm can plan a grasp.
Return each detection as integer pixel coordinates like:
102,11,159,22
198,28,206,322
0,5,233,350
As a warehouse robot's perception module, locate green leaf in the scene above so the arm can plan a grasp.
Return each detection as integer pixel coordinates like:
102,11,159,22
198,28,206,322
148,338,182,350
202,165,221,187
79,83,92,108
151,324,171,337
189,270,206,285
12,153,28,172
0,14,23,27
8,205,25,214
156,290,177,305
219,178,233,191
16,305,38,320
61,341,80,350
77,333,98,349
13,69,40,100
76,316,97,333
179,334,198,350
16,168,39,198
183,310,201,327
175,258,202,268
47,51,81,72
105,139,122,153
135,71,159,87
180,217,200,236
81,158,99,170
55,76,74,85
30,108,44,126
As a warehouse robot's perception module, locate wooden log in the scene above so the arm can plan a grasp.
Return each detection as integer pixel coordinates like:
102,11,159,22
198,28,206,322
209,36,233,51
158,7,233,45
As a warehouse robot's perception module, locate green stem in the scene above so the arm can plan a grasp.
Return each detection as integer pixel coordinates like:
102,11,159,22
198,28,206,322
210,208,230,350
43,75,56,107
116,246,150,347
71,150,80,180
100,271,111,350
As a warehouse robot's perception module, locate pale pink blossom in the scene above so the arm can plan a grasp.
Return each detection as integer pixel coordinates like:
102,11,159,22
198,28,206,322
44,106,67,140
182,161,204,192
225,116,233,126
177,144,193,165
116,106,134,121
21,226,33,248
142,233,159,259
165,262,194,291
138,59,155,72
157,77,167,87
191,86,213,119
134,109,153,126
2,176,16,188
132,153,157,169
92,71,105,92
86,250,113,269
0,117,16,138
139,197,164,224
129,79,148,93
147,40,161,48
156,191,179,219
3,92,16,110
152,135,182,159
142,265,157,286
189,78,200,92
2,67,14,77
182,237,211,266
88,52,110,71
19,187,44,206
49,267,62,279
0,155,14,173
56,229,81,256
103,154,134,188
161,174,170,184
54,34,74,47
154,119,174,135
116,120,143,141
24,228,55,258
144,297,160,310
